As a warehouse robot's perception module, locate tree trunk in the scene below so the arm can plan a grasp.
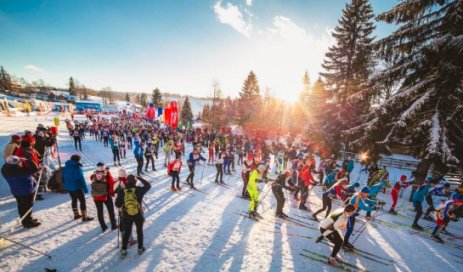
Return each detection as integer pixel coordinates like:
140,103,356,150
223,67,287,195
409,159,431,202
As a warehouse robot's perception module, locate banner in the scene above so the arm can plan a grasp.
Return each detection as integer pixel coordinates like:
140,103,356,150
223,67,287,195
164,107,172,127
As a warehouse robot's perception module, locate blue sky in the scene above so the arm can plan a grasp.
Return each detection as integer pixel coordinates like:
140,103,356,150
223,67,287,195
0,0,397,100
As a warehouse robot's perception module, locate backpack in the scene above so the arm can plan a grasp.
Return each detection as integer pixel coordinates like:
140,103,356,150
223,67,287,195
124,188,140,216
91,179,108,197
367,169,386,187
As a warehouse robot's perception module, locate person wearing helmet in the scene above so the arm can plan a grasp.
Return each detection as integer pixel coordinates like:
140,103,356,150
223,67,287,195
411,176,438,230
389,175,412,215
247,164,266,220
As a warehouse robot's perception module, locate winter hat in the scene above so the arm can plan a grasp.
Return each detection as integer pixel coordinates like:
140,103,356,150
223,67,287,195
425,176,434,183
353,182,360,188
400,175,407,181
11,135,21,141
6,155,21,165
22,135,35,144
361,186,370,194
119,168,127,178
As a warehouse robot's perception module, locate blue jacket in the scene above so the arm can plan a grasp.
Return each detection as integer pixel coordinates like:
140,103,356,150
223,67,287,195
412,184,432,203
133,143,144,159
369,180,387,199
187,152,206,166
62,160,88,193
109,138,120,150
350,193,375,212
1,161,39,196
324,171,336,187
346,160,354,172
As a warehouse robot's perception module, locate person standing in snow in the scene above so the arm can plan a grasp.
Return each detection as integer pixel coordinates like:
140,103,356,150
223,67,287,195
185,148,206,189
3,135,21,160
298,162,317,211
389,175,412,215
73,127,82,152
411,176,438,230
272,171,294,218
116,174,151,257
90,163,118,232
109,134,121,166
167,154,182,191
134,140,145,176
316,204,356,266
241,154,254,198
247,164,267,220
62,154,94,221
215,150,225,184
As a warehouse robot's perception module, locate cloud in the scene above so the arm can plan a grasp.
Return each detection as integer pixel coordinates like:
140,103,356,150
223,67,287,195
24,64,45,73
213,1,252,37
245,0,253,6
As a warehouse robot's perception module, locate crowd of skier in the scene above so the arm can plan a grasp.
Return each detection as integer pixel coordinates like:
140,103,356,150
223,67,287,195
2,111,463,266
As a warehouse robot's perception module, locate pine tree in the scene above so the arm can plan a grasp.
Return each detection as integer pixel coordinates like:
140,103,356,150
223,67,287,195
68,77,77,96
345,0,463,180
238,71,261,126
318,0,376,151
300,71,311,109
82,87,88,100
125,92,130,102
201,104,211,123
180,96,194,128
0,66,13,92
140,93,148,107
152,88,163,107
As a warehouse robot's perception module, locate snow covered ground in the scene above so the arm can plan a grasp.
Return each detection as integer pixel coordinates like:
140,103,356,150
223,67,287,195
0,114,462,272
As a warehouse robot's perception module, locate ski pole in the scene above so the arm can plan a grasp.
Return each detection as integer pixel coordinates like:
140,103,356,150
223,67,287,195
260,201,278,215
142,200,150,211
352,209,386,245
16,168,44,227
117,212,120,249
0,235,52,259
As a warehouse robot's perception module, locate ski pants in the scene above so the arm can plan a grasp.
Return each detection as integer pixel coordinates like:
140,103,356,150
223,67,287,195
390,189,399,210
413,201,423,225
215,163,223,182
321,227,343,258
145,155,155,170
14,193,34,225
127,137,133,149
208,150,214,164
69,190,87,211
313,195,332,218
424,195,434,217
186,165,195,185
136,157,144,176
103,136,109,147
299,185,309,209
171,171,180,187
242,172,250,197
344,214,357,243
122,214,144,250
237,154,243,165
272,187,285,215
74,136,82,151
248,189,259,212
94,198,117,229
112,148,120,163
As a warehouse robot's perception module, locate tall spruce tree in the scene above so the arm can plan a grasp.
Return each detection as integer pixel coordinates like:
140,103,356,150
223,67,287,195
319,0,376,151
300,71,311,109
238,71,261,125
140,93,148,107
152,88,163,107
345,0,463,180
180,96,193,127
125,92,130,102
0,66,13,92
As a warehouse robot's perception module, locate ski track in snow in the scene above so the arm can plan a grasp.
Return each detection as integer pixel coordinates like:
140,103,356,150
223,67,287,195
0,114,462,272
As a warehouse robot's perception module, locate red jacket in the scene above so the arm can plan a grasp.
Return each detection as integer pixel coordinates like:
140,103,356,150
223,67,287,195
90,172,115,201
15,147,39,168
301,167,315,186
168,160,182,175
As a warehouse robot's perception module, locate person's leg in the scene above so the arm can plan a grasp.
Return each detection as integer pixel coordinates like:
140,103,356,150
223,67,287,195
121,217,134,250
299,186,308,209
145,157,150,171
135,215,144,249
313,196,328,217
74,136,78,150
105,198,117,228
327,232,343,258
344,215,356,244
390,190,398,211
76,190,87,213
413,202,423,226
94,201,106,229
424,196,434,217
325,198,332,218
215,164,220,182
78,137,82,150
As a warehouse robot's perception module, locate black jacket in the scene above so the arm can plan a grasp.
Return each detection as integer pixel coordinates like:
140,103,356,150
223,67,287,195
115,177,151,216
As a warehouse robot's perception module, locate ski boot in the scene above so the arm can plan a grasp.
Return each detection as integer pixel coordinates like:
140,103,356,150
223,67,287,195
432,234,444,243
423,215,433,221
315,236,324,243
327,256,337,266
388,209,397,215
176,185,181,191
254,211,264,219
73,208,82,220
138,247,146,255
411,224,424,231
171,185,176,191
82,211,94,222
120,249,127,258
312,214,319,221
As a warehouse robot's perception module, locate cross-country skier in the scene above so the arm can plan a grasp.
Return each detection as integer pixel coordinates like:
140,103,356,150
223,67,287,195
389,175,412,215
272,171,294,218
316,204,356,266
312,178,350,221
247,164,267,220
411,176,438,230
431,194,463,243
167,154,182,191
423,182,451,221
185,148,206,189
